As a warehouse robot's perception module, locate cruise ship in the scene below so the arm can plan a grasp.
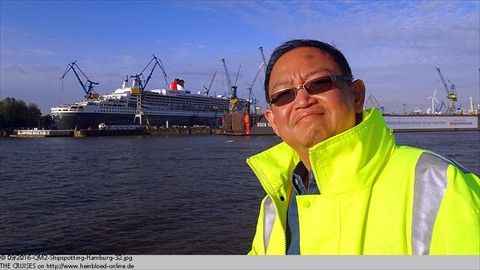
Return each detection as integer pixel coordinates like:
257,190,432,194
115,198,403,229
51,77,248,130
51,56,249,130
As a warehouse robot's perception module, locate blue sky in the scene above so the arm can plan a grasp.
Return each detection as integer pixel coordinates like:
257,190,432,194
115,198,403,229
1,0,479,115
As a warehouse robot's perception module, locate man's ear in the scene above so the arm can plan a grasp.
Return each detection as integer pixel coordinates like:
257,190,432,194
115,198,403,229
352,79,366,113
265,109,281,137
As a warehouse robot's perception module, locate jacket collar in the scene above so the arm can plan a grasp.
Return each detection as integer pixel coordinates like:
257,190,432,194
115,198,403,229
247,109,395,196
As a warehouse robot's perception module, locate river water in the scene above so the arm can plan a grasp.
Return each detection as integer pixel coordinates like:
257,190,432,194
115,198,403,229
0,131,478,254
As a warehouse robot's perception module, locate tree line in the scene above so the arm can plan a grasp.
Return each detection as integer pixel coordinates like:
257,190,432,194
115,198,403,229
0,97,54,130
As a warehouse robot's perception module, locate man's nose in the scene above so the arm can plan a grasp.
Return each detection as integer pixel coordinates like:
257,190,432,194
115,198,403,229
293,87,314,106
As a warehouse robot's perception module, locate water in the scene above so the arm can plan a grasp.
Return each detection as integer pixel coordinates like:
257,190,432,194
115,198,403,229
394,131,480,174
0,131,478,255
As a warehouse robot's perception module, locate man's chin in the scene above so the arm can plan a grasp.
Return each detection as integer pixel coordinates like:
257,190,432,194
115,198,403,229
300,130,330,148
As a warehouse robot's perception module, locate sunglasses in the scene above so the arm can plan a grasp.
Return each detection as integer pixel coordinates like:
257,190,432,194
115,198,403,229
269,75,352,106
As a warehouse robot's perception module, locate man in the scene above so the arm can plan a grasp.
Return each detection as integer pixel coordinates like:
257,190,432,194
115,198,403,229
246,39,479,255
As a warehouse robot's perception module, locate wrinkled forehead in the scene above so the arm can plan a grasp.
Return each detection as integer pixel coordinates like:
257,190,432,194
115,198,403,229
269,48,339,90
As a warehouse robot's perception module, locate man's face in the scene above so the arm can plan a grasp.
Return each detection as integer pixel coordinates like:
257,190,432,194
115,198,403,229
265,47,365,151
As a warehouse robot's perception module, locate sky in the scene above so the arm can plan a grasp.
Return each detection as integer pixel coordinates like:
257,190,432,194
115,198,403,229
1,0,479,115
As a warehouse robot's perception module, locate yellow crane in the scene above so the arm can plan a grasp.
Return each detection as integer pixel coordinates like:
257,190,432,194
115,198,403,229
435,67,458,114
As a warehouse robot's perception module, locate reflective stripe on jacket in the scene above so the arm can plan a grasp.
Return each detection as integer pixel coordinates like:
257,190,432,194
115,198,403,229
246,109,480,255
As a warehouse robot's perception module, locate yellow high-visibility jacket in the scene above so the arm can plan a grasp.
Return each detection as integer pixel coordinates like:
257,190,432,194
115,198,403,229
246,109,479,255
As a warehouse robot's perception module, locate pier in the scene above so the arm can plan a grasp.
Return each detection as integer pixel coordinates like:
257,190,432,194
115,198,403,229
8,126,223,138
9,129,73,138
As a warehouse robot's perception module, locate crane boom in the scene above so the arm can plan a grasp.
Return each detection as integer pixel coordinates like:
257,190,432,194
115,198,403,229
203,71,217,95
234,65,241,87
366,93,380,109
221,58,239,99
435,67,457,100
130,55,169,92
259,46,267,71
249,63,263,88
60,61,99,99
135,54,169,90
153,54,170,89
221,59,232,91
246,62,264,115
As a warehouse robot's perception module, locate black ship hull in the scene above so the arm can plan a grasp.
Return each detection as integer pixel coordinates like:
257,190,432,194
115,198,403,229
53,112,223,130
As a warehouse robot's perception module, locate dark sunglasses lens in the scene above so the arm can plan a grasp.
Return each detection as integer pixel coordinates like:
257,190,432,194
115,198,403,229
271,89,296,106
305,78,332,94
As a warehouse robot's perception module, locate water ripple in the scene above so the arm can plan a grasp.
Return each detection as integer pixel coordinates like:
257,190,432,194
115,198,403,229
1,132,478,254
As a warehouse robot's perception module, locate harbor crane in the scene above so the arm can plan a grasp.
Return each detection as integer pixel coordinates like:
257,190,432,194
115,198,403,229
243,47,268,115
232,64,241,99
221,58,241,99
131,54,169,126
131,54,169,92
221,59,233,97
222,58,242,112
60,61,99,99
435,67,458,114
202,71,217,96
259,46,267,72
246,62,264,115
365,93,385,114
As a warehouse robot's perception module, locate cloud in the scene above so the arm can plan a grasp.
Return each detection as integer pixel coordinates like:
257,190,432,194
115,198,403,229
27,49,56,56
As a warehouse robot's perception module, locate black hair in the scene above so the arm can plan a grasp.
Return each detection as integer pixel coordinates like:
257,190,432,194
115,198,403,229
264,39,353,103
